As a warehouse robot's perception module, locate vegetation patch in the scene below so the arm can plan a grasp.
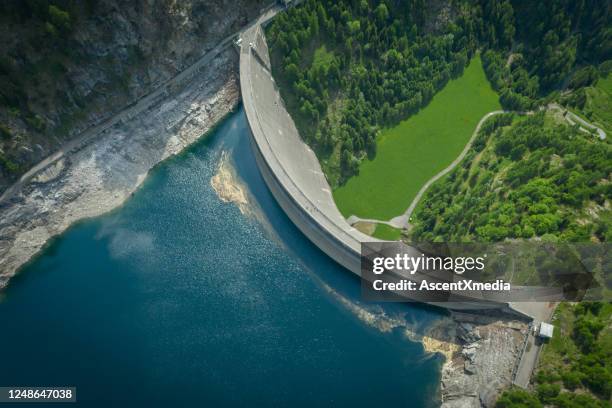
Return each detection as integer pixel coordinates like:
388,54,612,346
267,0,480,186
371,224,402,241
496,302,612,408
312,45,335,71
410,112,611,244
0,155,20,174
561,71,612,135
267,0,609,190
333,56,500,220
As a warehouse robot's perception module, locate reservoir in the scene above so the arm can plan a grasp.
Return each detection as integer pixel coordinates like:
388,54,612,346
0,107,444,407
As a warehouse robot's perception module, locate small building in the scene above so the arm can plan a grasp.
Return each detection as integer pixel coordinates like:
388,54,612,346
538,322,554,339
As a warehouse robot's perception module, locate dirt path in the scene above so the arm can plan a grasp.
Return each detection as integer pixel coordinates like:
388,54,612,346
391,110,511,228
345,110,513,229
348,101,605,231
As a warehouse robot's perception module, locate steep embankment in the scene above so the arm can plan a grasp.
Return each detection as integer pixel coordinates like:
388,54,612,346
0,0,271,288
0,0,266,192
0,50,240,289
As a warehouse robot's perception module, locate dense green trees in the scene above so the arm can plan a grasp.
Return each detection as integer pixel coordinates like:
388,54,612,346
497,388,609,408
411,113,611,243
573,313,605,353
497,302,612,408
267,0,477,184
480,0,610,110
496,388,542,408
268,0,611,184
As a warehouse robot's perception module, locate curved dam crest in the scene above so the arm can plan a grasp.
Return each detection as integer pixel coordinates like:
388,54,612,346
239,16,532,315
239,22,375,275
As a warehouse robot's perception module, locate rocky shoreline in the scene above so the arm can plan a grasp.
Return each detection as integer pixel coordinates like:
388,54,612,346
440,312,529,408
316,279,528,408
0,50,240,289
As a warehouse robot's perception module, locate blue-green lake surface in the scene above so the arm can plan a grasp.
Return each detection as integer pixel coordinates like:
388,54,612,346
0,107,444,407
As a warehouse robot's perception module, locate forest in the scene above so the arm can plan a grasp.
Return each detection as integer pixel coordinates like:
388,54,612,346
481,0,610,111
410,112,611,244
266,0,611,185
410,111,611,406
267,0,478,184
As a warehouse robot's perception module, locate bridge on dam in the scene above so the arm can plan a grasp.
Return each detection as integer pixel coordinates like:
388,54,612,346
237,11,547,317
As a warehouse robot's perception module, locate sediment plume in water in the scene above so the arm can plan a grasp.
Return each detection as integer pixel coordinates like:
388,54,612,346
211,151,250,215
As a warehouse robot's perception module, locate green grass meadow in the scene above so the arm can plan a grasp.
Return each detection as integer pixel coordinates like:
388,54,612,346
371,224,402,240
333,56,501,220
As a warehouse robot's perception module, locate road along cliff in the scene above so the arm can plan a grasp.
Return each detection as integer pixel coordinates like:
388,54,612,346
0,50,239,289
0,0,267,192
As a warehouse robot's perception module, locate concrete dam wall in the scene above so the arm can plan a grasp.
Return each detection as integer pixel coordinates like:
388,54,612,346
239,23,373,275
238,18,523,314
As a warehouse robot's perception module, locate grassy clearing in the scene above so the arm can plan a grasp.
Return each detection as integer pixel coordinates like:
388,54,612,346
371,224,402,241
582,73,612,134
333,56,500,220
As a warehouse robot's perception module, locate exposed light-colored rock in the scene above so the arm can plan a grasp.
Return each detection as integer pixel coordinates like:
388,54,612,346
441,315,528,408
0,51,240,289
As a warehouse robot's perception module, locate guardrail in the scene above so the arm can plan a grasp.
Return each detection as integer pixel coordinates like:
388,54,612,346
511,321,533,386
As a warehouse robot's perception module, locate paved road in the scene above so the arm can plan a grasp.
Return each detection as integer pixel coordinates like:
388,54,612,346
549,103,606,140
0,4,276,205
512,302,557,388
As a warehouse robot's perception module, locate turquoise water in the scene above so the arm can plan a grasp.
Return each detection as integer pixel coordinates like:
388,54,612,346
0,108,444,407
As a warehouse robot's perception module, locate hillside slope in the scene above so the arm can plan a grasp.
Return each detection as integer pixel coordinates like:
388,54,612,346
0,0,267,192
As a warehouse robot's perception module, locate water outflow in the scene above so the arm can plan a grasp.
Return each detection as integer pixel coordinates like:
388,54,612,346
0,107,444,407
